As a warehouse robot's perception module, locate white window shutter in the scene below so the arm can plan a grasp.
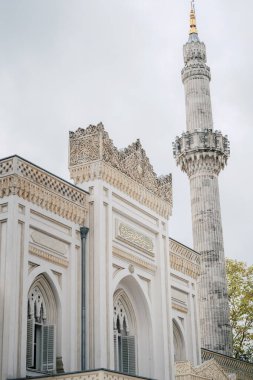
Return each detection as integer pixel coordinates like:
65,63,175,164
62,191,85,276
26,318,34,368
122,336,129,373
122,335,136,375
42,325,55,372
128,336,136,375
114,331,118,371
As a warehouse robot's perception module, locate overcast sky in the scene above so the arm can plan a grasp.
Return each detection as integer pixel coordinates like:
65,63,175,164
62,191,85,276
0,0,252,264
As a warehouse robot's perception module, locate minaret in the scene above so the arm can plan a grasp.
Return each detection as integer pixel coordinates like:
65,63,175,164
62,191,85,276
173,1,232,355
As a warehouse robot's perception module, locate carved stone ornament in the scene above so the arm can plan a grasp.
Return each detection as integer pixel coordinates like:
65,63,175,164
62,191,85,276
173,130,230,177
169,238,200,279
113,247,156,273
201,349,253,380
116,222,154,256
69,123,172,218
175,359,230,380
0,156,88,225
128,264,135,274
29,244,69,268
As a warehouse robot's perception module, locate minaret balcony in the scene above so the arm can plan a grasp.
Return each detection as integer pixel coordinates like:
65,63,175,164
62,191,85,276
173,130,230,156
173,130,230,176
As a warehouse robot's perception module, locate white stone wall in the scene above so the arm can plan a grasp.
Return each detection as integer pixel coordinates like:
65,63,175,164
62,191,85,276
0,195,83,380
80,178,174,380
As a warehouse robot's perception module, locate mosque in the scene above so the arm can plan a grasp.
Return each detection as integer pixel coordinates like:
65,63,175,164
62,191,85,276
0,3,252,380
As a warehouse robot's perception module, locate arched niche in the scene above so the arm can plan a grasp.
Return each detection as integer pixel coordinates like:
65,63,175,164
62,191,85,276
113,275,153,378
173,319,186,362
26,274,60,374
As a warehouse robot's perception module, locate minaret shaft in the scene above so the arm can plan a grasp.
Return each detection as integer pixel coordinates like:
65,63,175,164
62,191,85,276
190,172,231,353
184,75,213,132
173,4,232,356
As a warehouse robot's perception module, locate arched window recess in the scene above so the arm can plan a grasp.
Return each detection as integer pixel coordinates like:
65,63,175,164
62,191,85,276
26,276,56,374
113,292,136,376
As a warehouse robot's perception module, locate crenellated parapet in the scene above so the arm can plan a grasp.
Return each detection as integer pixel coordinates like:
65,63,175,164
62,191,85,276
173,130,230,176
69,123,172,218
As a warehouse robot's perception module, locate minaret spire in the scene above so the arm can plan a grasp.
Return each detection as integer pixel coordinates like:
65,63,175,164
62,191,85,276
173,5,233,356
189,0,198,35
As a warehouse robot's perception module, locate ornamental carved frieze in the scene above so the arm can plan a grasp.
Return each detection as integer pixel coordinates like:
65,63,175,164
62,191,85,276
169,238,200,279
69,123,172,218
0,156,88,225
173,130,230,177
175,359,230,380
29,245,69,268
182,65,211,82
113,247,156,273
116,221,154,256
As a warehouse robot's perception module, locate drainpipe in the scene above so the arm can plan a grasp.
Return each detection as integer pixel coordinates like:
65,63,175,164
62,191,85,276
80,226,89,371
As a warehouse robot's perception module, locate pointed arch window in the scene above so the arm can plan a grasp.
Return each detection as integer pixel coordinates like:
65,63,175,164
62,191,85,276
113,294,136,375
26,278,56,373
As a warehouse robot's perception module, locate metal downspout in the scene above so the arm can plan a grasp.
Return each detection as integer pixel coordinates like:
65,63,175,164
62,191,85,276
80,226,89,371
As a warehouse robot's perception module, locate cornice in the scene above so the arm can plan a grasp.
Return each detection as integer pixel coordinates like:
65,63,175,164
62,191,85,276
0,156,88,224
113,246,157,273
169,238,200,279
29,244,69,268
172,302,188,314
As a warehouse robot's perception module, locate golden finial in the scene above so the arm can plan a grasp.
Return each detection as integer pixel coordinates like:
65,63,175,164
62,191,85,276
189,0,198,34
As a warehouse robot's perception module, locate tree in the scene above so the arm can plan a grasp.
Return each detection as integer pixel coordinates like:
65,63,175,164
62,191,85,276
226,259,253,362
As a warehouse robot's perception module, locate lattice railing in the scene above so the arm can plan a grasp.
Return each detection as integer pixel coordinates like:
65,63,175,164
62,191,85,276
0,156,88,224
23,369,152,380
202,349,253,380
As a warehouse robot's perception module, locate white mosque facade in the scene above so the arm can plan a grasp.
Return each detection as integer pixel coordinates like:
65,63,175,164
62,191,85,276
0,5,253,380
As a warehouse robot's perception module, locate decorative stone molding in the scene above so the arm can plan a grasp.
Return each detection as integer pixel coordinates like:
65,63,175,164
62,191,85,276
30,229,68,255
173,130,230,177
182,39,211,83
0,156,88,224
202,349,253,380
172,302,188,314
0,158,13,175
195,359,230,380
69,124,172,218
116,221,154,256
182,64,211,82
169,238,200,279
26,369,148,380
176,359,230,380
29,244,69,268
113,247,157,273
183,41,207,64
